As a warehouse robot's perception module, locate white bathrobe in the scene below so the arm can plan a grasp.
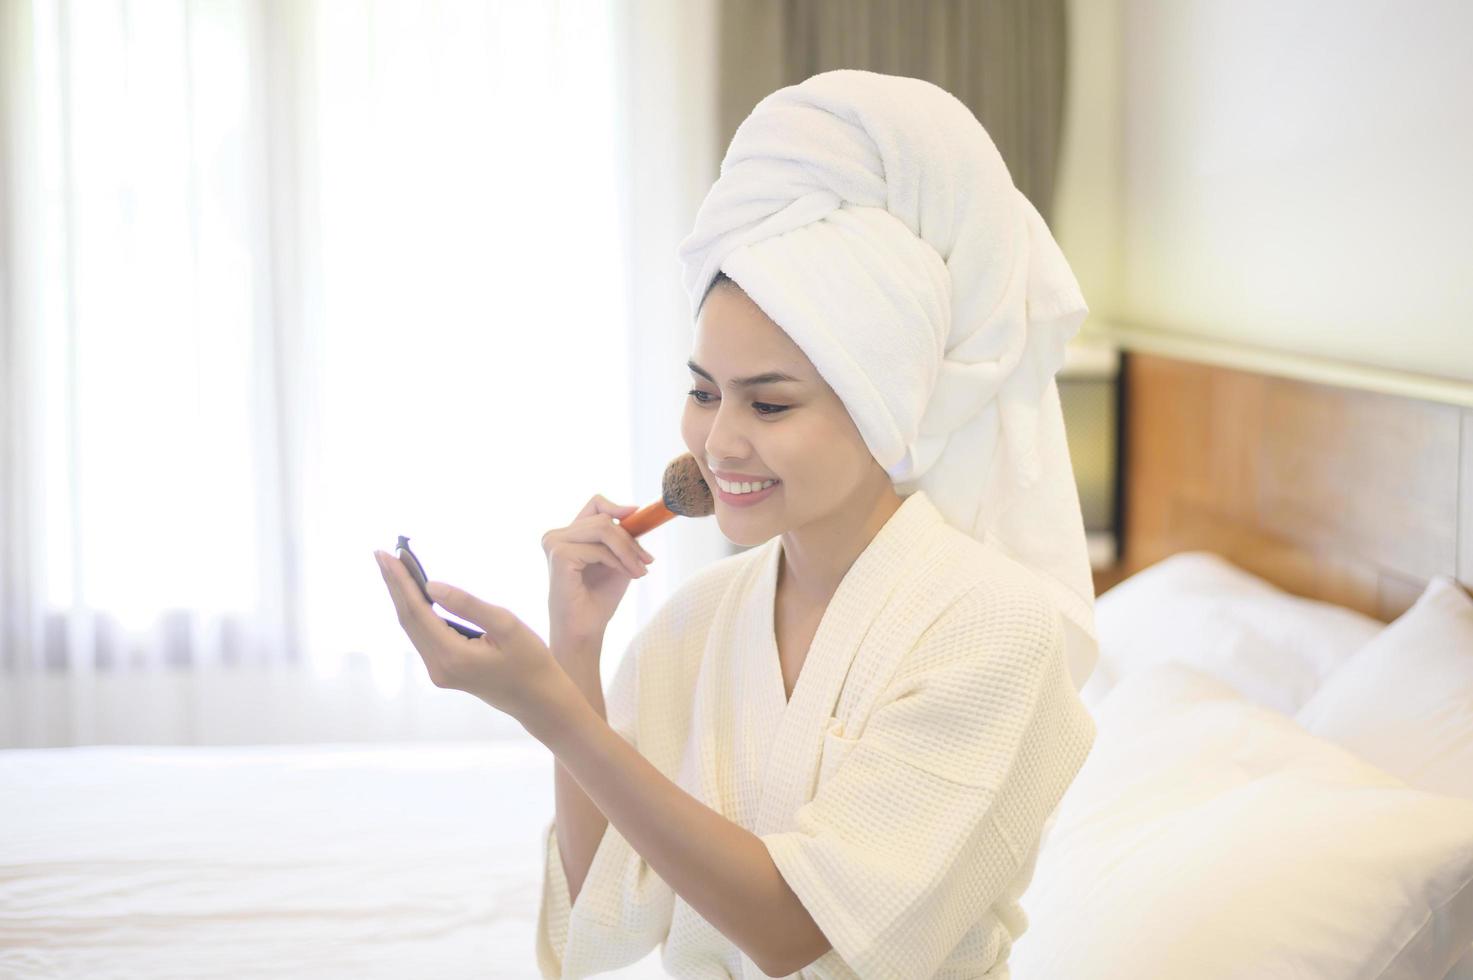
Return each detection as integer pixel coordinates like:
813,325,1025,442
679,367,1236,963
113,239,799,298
536,490,1096,979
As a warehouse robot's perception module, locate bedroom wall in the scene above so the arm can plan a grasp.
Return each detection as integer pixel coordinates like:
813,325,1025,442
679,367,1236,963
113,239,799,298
1055,0,1473,391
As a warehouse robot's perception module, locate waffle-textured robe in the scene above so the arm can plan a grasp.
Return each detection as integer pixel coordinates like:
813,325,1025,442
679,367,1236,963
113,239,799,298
536,489,1096,979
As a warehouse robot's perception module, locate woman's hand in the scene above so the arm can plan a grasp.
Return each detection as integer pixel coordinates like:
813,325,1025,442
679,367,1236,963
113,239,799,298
374,549,569,727
543,494,655,648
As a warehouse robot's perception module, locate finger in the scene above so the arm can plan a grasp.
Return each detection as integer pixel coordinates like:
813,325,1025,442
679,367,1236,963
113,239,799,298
382,551,432,612
562,524,644,577
376,551,411,621
376,555,473,693
547,539,627,577
612,516,655,563
564,515,652,571
576,493,640,523
380,550,467,649
428,581,520,637
379,552,430,638
629,530,655,563
600,523,651,576
549,497,640,558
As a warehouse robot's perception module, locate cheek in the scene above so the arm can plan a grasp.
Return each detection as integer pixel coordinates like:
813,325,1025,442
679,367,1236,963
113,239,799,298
784,414,860,477
759,417,820,474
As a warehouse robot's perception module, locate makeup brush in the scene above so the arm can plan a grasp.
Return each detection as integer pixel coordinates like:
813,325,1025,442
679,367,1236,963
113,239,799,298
616,452,714,538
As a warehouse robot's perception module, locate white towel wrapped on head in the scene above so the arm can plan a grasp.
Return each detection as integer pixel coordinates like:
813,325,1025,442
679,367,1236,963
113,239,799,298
677,68,1099,692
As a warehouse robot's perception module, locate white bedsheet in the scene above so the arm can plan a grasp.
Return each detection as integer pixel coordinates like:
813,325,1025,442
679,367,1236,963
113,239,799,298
1,740,667,979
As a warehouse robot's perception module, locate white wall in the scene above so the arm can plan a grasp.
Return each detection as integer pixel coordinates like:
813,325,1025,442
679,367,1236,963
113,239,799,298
1057,0,1473,387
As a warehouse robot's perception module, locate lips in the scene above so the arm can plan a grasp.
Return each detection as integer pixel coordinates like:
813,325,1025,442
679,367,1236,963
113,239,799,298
714,478,780,507
711,469,777,483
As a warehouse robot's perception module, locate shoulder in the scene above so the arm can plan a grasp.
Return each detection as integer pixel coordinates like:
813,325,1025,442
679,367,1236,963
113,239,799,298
902,530,1066,679
950,526,1064,632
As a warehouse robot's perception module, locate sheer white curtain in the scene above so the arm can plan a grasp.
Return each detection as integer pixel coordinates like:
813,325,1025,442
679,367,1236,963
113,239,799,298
0,0,725,748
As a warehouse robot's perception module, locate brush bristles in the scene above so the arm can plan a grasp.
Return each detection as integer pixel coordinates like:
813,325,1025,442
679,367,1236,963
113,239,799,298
663,453,715,517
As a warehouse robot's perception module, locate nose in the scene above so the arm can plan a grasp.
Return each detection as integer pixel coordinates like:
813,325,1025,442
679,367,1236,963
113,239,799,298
703,397,755,467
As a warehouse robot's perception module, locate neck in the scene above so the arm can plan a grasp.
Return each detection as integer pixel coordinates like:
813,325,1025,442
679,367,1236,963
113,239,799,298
777,482,906,606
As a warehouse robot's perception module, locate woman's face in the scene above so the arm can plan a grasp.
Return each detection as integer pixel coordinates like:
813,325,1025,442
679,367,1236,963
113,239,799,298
680,280,880,547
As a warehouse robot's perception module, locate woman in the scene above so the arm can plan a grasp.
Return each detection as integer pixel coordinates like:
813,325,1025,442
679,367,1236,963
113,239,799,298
376,69,1099,979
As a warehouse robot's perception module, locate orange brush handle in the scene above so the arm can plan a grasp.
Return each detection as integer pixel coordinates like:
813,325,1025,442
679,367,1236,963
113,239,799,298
616,499,677,539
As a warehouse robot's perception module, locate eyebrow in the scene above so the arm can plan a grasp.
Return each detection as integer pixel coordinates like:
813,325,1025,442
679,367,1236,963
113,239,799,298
687,360,803,387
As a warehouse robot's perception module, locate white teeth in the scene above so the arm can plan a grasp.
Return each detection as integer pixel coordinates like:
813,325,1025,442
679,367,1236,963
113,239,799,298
717,477,777,494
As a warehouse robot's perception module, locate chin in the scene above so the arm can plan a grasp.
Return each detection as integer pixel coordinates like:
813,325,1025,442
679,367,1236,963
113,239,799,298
716,521,762,547
715,513,777,548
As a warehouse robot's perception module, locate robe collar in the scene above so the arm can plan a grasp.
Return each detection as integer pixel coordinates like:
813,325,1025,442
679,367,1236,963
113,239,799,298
745,489,954,834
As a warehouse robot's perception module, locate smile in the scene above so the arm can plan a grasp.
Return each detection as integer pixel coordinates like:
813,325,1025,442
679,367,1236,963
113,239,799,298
715,478,780,507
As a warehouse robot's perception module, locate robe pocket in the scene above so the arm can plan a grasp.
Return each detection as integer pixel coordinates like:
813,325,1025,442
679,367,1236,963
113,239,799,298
817,715,860,786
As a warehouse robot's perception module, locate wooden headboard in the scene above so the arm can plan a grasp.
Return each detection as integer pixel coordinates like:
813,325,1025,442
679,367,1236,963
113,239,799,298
1112,351,1473,622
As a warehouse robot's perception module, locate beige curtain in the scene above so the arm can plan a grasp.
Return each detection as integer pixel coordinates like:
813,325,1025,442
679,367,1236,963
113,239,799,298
714,0,1069,222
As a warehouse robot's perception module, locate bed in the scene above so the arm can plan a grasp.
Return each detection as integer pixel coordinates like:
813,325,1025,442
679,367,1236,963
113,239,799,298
5,351,1473,979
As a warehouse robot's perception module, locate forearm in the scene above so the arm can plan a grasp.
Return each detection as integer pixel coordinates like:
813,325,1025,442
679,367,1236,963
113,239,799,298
525,678,830,977
550,633,610,906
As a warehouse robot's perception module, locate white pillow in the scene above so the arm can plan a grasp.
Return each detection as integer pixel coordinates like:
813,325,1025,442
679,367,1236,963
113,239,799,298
1084,550,1385,715
1297,570,1468,980
1013,663,1473,980
1295,574,1473,800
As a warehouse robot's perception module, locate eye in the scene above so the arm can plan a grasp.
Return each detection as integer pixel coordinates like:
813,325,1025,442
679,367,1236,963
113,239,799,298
686,389,789,416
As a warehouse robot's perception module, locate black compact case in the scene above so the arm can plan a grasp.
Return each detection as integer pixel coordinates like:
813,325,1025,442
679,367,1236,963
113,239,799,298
394,535,485,639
